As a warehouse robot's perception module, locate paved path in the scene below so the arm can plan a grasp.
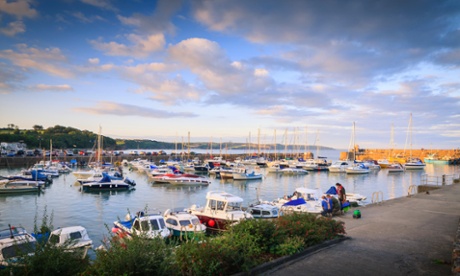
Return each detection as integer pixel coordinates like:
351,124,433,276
264,184,460,275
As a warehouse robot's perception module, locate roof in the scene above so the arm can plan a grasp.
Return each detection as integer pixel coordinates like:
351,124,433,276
206,191,243,203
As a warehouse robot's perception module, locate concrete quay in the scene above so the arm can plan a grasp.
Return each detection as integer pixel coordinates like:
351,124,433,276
264,183,460,275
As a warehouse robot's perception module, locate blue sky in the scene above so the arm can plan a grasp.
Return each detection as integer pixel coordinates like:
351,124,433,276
1,0,459,150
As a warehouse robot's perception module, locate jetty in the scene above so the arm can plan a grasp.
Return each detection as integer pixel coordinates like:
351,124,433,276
263,181,460,275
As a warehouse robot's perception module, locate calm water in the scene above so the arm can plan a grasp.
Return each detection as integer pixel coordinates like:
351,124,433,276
1,150,459,250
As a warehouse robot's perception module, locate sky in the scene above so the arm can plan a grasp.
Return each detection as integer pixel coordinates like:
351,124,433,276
0,0,459,150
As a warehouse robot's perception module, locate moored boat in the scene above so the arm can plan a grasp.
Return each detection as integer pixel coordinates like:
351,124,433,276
113,210,170,239
187,191,253,232
81,172,135,191
47,226,93,258
388,163,405,173
0,179,44,194
0,225,37,267
163,208,206,239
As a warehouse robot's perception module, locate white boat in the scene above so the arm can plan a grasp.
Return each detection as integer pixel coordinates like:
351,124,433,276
163,208,206,239
113,211,170,239
232,168,263,180
328,161,351,173
267,162,284,173
268,187,323,214
246,202,280,219
0,225,37,267
388,163,405,173
48,226,93,258
424,153,450,165
280,168,308,175
167,176,211,186
404,158,426,170
187,191,253,232
345,162,370,174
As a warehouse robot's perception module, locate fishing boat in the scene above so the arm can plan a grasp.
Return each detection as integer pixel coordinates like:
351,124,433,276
112,210,170,239
163,208,206,239
232,167,263,180
47,226,93,258
246,202,280,219
0,225,37,267
187,191,253,232
423,153,450,165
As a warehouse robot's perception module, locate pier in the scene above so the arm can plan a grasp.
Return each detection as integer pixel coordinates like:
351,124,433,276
263,181,460,275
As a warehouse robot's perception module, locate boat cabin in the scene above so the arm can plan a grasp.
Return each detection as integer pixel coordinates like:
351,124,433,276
0,226,36,267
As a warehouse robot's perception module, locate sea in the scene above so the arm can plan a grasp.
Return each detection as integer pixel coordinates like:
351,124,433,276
1,149,459,252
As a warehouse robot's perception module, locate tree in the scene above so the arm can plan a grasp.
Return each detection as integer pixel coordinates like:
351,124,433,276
33,125,44,131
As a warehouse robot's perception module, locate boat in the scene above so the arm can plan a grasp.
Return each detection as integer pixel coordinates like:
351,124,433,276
267,162,285,173
187,191,253,232
423,153,450,165
345,162,370,174
377,159,391,168
246,202,280,219
0,179,44,194
328,161,351,173
280,167,308,175
112,210,170,239
388,163,405,173
163,208,206,239
324,186,367,206
232,167,263,180
167,175,211,186
47,226,93,258
81,172,136,191
404,158,426,170
345,123,370,174
76,168,123,184
403,114,426,170
267,187,323,214
0,225,37,267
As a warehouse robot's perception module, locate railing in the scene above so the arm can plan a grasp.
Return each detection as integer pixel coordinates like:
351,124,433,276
420,173,459,186
371,191,383,204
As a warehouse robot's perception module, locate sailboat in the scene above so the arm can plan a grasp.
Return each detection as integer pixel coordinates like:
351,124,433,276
72,127,103,179
404,114,426,170
345,122,370,174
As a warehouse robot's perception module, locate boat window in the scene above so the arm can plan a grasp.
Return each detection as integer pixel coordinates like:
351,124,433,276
208,199,217,210
166,218,177,226
179,220,191,226
141,220,150,231
191,218,200,225
272,210,278,216
226,202,241,211
150,219,160,230
262,211,271,216
49,234,60,245
251,209,261,215
133,220,141,231
159,218,166,229
69,231,82,240
1,241,36,259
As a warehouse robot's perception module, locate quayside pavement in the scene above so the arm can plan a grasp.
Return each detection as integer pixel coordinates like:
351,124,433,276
264,183,460,276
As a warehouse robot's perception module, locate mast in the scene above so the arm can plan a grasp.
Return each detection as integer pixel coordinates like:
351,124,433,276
274,129,277,160
188,131,190,161
258,128,260,157
284,128,288,159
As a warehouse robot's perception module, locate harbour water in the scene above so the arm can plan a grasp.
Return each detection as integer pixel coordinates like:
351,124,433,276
0,149,459,251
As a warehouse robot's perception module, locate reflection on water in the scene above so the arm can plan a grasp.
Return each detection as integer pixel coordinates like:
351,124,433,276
0,163,458,248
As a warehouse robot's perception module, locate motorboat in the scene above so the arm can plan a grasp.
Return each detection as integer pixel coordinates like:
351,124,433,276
0,225,36,267
388,163,405,173
404,158,426,170
48,226,93,258
377,159,391,168
163,208,206,239
424,153,450,165
345,162,370,174
280,168,308,175
113,210,170,239
328,161,351,173
324,186,367,206
187,191,253,232
76,169,123,184
267,162,284,173
232,168,263,180
267,187,323,215
246,202,280,219
81,172,136,191
167,175,211,186
0,179,44,194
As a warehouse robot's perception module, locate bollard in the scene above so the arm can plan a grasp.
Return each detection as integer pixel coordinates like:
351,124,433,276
442,174,446,186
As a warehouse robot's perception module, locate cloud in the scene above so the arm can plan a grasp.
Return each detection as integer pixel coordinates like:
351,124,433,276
90,33,165,58
0,0,37,18
74,101,198,118
30,84,73,92
80,0,117,11
0,20,25,36
0,44,73,78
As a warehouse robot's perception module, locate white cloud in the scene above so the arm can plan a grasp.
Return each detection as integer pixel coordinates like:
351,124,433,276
0,0,37,18
0,20,25,36
90,33,165,58
30,84,73,92
80,0,116,11
88,58,99,65
254,68,268,77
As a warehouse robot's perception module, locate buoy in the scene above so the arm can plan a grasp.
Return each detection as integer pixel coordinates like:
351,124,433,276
208,219,215,227
353,209,361,219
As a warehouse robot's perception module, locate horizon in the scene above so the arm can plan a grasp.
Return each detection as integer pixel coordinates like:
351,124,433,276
1,1,459,149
